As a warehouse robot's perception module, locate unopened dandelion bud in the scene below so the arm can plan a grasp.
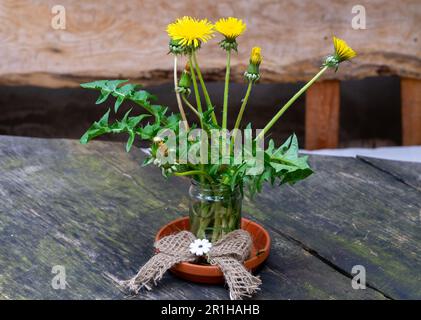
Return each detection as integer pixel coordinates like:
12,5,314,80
178,63,192,89
250,47,262,66
168,39,185,55
244,47,262,82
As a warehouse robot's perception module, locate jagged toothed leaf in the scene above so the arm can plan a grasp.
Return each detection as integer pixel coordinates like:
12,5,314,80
126,130,135,152
113,83,140,112
166,113,182,130
80,109,111,144
80,80,108,89
268,134,313,184
114,96,125,112
121,108,132,123
98,109,111,126
136,123,159,140
128,114,150,128
115,83,140,95
131,90,156,106
95,90,111,104
105,80,128,91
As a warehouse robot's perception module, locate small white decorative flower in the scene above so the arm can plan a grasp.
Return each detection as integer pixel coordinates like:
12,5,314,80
189,239,212,256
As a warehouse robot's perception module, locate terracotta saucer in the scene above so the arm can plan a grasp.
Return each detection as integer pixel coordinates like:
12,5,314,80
155,216,271,284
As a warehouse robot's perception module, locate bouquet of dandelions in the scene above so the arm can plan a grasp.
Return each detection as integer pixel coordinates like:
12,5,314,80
80,16,356,243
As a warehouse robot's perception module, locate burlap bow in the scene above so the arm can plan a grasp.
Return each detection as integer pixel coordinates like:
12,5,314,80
120,229,261,300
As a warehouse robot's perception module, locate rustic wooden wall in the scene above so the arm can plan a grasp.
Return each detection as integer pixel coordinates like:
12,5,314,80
0,0,420,87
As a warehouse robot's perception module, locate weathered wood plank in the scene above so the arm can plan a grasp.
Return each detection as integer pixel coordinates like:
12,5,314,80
0,136,385,299
401,78,421,145
249,155,421,299
0,0,420,87
357,156,421,192
305,80,340,149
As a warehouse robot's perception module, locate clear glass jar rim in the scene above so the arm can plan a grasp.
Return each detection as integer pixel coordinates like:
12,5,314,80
190,179,240,192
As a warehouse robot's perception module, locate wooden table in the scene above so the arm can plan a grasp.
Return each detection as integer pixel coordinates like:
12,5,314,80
0,135,420,300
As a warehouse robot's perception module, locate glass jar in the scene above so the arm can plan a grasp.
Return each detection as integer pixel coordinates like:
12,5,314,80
189,180,242,243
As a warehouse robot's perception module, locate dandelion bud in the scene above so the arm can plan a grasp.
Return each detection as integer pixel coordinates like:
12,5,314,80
168,39,184,55
244,47,262,82
177,62,192,94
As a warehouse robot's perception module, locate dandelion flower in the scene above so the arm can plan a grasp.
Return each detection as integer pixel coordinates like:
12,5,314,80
323,36,356,70
333,36,357,62
167,16,214,49
215,17,246,41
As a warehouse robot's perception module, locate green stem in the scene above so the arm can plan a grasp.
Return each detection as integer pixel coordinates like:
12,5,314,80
182,94,201,118
188,55,203,115
230,81,253,153
188,54,207,185
192,52,217,125
174,56,189,130
233,81,253,131
174,170,214,185
211,206,221,243
256,66,328,140
222,49,231,130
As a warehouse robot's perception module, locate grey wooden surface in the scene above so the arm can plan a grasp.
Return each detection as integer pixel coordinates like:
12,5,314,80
0,135,420,299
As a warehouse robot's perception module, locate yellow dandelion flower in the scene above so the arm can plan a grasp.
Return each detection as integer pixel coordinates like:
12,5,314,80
323,36,356,70
166,16,214,49
215,17,246,41
333,36,356,62
250,47,262,65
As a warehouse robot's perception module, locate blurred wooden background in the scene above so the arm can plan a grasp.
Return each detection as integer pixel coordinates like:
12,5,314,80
0,0,420,149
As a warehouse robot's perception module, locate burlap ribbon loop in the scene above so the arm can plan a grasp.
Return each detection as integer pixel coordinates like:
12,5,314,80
120,229,261,300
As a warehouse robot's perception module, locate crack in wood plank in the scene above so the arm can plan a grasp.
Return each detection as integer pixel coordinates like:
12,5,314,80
266,225,393,300
357,156,421,193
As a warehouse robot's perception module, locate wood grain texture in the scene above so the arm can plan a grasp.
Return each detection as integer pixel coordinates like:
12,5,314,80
0,136,387,300
251,155,421,299
358,156,421,192
401,78,421,145
0,0,420,87
305,80,340,149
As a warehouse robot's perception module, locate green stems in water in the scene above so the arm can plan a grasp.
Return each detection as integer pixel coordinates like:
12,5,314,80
222,49,231,130
257,66,329,140
189,183,242,242
192,52,217,125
